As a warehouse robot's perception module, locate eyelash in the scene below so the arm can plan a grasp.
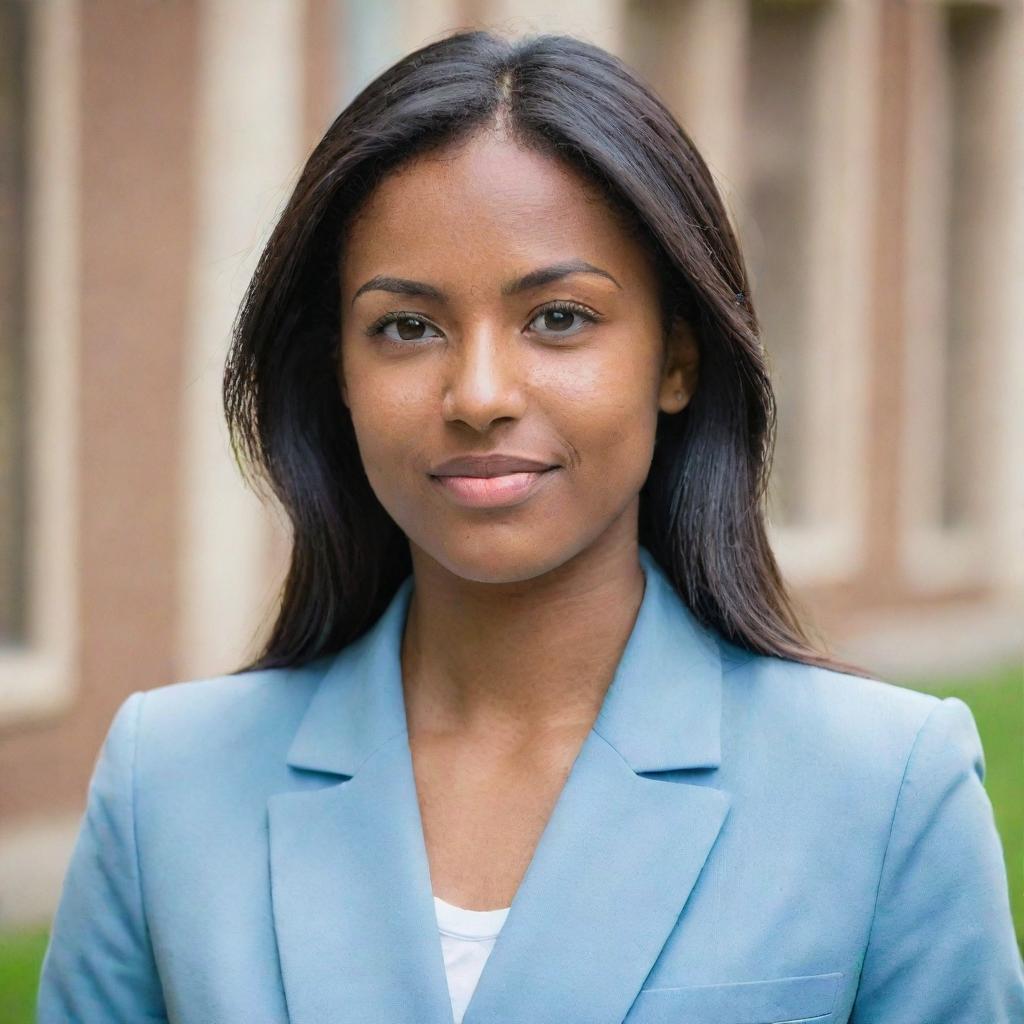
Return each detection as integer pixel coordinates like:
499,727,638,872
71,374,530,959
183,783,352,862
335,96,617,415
364,300,603,345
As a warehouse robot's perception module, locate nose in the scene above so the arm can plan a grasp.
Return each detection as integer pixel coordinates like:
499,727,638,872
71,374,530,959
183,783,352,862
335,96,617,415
441,322,528,431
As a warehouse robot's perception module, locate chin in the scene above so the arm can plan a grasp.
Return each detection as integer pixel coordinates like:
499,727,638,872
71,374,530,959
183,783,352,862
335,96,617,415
415,534,573,586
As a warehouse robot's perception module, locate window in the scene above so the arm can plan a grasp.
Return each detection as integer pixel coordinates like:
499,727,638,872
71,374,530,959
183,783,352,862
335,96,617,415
0,0,79,723
0,0,29,646
901,0,1013,589
627,0,875,584
742,0,830,528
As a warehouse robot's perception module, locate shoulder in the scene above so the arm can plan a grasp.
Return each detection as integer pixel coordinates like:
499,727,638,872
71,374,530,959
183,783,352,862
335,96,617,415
106,656,334,783
717,640,984,799
136,656,327,726
73,657,340,874
721,641,948,743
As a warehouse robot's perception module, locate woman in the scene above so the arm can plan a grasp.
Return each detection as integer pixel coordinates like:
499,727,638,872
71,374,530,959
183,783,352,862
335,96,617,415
38,29,1022,1024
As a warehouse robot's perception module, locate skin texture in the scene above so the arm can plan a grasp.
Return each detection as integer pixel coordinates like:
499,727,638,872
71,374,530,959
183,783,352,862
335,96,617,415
337,126,698,909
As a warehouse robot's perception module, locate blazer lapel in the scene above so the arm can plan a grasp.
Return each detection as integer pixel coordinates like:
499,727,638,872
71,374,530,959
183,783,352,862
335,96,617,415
267,576,454,1024
267,547,731,1024
462,548,730,1023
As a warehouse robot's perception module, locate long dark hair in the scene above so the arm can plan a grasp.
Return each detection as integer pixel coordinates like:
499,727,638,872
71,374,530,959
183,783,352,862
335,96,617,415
224,28,869,678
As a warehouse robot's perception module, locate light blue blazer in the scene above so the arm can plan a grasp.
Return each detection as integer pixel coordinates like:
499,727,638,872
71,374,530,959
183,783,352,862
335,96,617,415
38,547,1024,1023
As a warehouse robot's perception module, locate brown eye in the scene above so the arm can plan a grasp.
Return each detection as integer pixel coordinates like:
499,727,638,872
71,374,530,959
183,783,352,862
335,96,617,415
369,313,443,344
541,309,574,332
395,316,429,340
527,302,597,339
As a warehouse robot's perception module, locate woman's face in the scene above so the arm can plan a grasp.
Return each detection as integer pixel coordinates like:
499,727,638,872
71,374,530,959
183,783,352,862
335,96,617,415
338,128,697,583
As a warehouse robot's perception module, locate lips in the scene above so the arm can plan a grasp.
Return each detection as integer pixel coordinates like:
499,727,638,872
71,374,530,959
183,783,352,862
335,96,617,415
429,454,557,477
428,452,561,509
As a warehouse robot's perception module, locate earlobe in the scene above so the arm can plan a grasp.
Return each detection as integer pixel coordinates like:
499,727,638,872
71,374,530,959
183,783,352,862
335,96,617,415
335,349,349,409
659,317,699,414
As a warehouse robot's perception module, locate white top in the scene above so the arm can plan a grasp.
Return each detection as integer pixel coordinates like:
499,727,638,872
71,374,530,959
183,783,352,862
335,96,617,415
433,895,511,1024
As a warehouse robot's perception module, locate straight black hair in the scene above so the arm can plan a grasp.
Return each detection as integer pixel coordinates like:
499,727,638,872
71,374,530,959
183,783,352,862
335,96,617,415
223,28,869,678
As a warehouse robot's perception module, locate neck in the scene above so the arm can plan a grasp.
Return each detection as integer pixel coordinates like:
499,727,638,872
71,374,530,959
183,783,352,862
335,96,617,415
400,535,646,750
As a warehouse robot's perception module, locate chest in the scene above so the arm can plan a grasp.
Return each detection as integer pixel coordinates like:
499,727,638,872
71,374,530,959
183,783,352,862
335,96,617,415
408,731,585,909
142,726,878,1024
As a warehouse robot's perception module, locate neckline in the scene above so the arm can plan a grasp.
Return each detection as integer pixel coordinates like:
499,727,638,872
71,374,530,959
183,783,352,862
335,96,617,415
433,894,511,940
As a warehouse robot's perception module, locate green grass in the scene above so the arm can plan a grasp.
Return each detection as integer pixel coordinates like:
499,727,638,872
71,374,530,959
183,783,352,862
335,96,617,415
1,661,1020,1019
0,929,48,1024
900,659,1023,953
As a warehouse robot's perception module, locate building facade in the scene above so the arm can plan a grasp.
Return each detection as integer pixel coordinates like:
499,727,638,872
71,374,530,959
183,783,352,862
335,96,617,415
0,0,1021,926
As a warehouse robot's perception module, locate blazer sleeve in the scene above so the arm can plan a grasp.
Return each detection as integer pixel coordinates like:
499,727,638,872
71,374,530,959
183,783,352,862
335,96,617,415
36,691,168,1024
851,695,1024,1023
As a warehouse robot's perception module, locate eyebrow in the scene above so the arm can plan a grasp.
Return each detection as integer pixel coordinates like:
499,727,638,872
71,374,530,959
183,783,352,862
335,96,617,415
350,259,622,308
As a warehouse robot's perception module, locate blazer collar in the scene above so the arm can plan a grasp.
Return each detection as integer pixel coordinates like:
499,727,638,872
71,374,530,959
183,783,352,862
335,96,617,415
269,545,731,1024
285,544,723,777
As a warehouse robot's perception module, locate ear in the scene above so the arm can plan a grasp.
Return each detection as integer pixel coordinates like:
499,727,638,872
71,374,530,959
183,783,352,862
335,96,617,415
657,316,699,414
333,344,349,408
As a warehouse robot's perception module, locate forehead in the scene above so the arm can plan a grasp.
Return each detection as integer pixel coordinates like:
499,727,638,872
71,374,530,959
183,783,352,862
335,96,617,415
340,130,654,293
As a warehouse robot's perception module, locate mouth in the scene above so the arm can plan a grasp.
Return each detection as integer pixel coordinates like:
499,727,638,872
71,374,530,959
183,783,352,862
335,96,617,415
429,467,559,509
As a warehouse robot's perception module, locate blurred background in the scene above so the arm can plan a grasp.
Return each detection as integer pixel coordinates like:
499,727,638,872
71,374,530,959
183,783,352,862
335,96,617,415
0,0,1022,1015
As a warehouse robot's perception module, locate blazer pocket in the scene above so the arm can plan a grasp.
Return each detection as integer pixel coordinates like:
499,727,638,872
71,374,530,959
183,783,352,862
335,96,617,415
623,971,844,1024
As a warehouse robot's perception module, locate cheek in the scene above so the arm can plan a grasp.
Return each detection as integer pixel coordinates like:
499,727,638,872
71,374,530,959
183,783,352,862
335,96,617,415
342,356,426,480
347,396,429,531
350,389,418,462
542,344,661,485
